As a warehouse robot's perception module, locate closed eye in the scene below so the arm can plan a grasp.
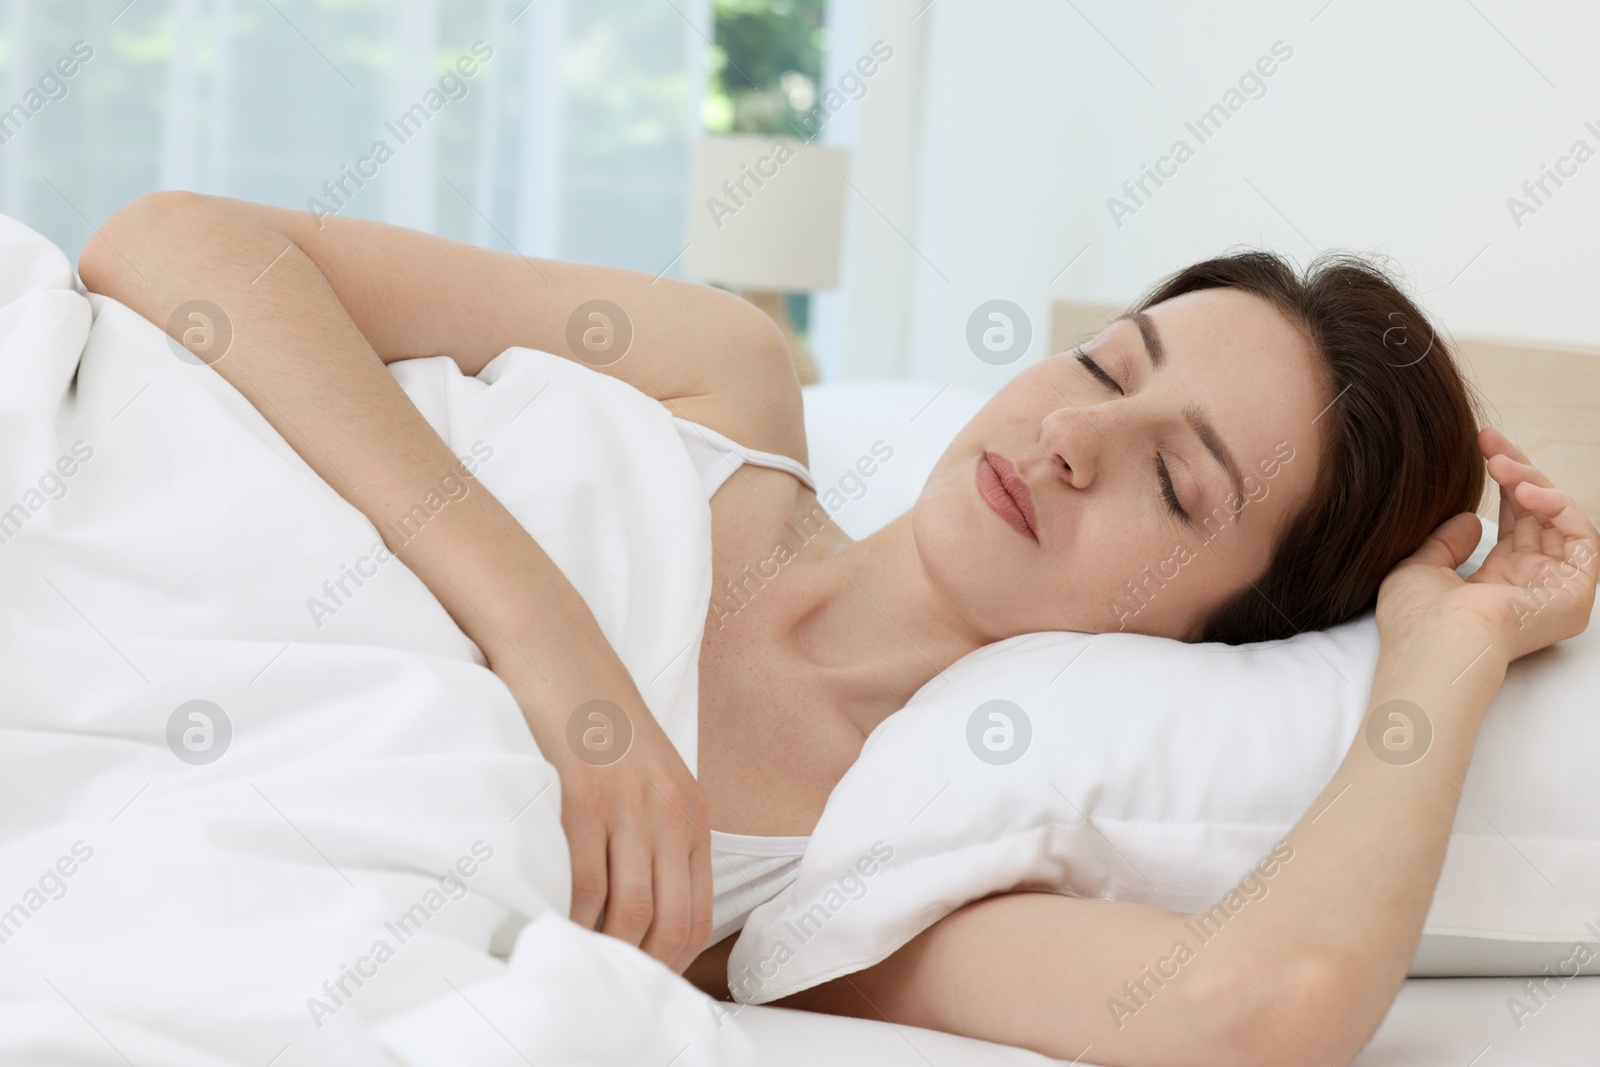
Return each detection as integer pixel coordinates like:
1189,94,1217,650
1157,455,1192,525
1073,347,1193,525
1073,347,1123,395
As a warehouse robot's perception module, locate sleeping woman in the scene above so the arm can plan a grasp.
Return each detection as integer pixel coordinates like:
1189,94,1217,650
80,191,1598,1067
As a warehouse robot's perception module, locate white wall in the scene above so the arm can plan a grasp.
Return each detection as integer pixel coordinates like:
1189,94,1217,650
809,0,932,381
824,0,1600,388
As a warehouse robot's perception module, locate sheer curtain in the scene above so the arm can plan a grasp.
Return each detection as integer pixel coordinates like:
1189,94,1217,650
0,0,712,278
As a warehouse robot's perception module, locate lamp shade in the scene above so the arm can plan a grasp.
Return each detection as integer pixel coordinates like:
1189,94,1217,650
684,134,850,291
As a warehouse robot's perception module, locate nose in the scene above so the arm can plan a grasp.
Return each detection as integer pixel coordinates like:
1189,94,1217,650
1039,401,1109,491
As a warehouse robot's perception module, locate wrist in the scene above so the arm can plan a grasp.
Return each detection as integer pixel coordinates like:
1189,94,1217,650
1373,626,1508,703
498,657,639,749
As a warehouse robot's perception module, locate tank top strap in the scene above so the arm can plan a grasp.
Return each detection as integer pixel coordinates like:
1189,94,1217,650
672,415,817,496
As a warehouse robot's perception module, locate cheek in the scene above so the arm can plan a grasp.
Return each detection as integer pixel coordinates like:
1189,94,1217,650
1094,523,1245,638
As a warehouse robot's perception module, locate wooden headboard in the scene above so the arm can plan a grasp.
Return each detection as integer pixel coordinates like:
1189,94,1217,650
1050,301,1600,523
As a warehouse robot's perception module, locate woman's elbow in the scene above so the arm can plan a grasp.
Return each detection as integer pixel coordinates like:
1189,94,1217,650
1184,946,1367,1067
78,190,215,297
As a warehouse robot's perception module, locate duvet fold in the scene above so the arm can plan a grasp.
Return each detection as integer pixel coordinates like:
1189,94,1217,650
0,215,746,1066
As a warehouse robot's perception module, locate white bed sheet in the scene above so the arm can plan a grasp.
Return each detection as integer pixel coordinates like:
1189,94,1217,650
731,976,1600,1065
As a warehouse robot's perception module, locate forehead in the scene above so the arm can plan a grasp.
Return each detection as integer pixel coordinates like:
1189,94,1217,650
1141,288,1312,372
1110,289,1328,542
1129,288,1325,445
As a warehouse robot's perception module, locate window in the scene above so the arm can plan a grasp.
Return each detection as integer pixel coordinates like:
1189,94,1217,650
704,0,827,340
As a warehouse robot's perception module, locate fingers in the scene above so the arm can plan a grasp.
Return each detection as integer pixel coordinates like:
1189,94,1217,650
641,834,694,971
1515,481,1600,576
570,812,709,973
652,780,716,972
1402,511,1482,571
1488,452,1555,491
567,813,609,932
1523,482,1569,559
1487,452,1556,555
1491,453,1567,557
600,824,654,948
548,710,713,971
601,811,710,972
1480,427,1534,538
1478,425,1532,465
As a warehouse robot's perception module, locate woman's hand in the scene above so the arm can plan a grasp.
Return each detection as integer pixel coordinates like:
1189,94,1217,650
1375,427,1599,665
516,681,714,975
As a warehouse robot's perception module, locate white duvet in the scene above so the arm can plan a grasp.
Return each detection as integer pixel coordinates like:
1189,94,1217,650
0,216,752,1066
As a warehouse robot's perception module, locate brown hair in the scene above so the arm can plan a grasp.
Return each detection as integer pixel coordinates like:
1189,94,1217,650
1130,250,1486,644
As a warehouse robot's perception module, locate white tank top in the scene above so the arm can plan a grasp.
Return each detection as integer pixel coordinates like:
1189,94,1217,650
671,415,815,946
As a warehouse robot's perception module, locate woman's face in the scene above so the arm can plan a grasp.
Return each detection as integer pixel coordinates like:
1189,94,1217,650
913,287,1330,642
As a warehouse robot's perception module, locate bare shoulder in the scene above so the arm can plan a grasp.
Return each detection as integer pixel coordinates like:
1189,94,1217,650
659,298,809,471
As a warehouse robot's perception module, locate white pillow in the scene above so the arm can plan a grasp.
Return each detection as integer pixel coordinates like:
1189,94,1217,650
800,380,990,538
728,383,1600,1004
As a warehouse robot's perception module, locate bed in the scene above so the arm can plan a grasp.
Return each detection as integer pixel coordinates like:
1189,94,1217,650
2,210,1595,1064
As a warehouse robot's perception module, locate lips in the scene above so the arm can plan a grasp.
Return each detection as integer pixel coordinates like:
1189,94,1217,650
976,452,1039,543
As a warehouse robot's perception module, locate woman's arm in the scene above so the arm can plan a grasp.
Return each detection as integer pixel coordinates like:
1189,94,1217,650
85,191,805,460
78,191,799,975
782,628,1502,1066
780,430,1599,1067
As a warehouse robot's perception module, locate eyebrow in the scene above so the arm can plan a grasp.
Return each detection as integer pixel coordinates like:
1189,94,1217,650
1116,311,1249,519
